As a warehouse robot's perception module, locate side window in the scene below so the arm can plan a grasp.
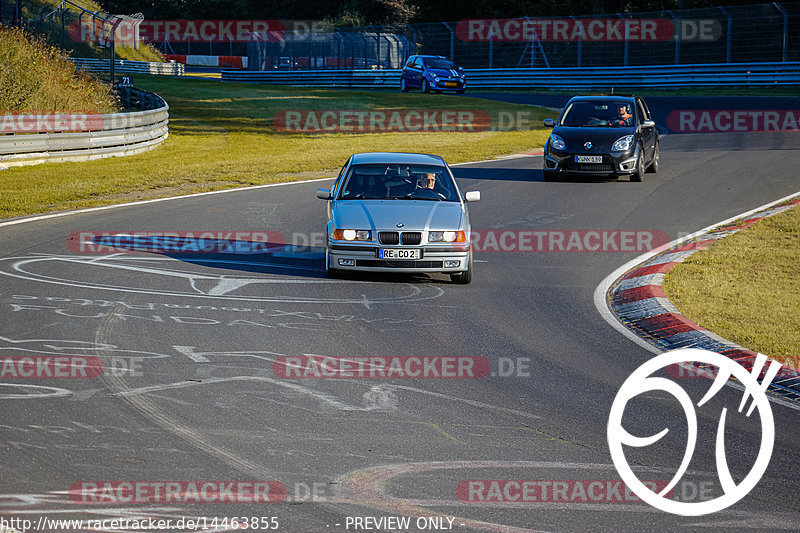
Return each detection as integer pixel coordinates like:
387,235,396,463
638,99,650,120
333,157,350,196
406,57,415,68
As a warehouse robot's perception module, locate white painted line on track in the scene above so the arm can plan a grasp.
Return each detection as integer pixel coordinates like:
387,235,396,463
0,154,542,229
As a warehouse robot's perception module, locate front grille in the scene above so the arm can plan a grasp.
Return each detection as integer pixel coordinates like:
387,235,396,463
379,232,399,245
563,162,614,172
356,260,443,268
401,232,422,245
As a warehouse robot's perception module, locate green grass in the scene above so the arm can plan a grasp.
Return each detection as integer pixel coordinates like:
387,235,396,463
0,75,551,218
663,204,800,366
0,24,118,113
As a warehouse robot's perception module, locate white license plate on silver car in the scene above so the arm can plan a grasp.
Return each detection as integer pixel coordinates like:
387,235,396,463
378,249,420,259
575,155,603,163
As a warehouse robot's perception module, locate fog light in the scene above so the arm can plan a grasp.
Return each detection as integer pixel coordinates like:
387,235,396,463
338,258,355,266
444,260,461,268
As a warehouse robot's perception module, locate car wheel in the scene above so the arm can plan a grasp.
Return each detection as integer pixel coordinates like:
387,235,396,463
631,149,644,182
450,253,473,285
400,77,408,92
543,170,558,182
647,142,659,173
421,79,429,93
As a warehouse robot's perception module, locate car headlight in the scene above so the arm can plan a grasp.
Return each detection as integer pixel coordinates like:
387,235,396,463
550,134,565,151
332,228,370,241
612,135,634,152
429,230,466,243
432,75,440,81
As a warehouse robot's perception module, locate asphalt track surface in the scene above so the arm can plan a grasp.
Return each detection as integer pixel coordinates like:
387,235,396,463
1,97,799,533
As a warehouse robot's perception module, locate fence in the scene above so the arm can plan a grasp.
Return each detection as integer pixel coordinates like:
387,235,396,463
0,88,169,169
221,62,800,89
242,2,800,70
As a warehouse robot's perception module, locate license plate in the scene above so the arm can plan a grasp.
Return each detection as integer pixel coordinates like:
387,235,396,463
444,82,457,87
378,248,420,259
575,155,603,163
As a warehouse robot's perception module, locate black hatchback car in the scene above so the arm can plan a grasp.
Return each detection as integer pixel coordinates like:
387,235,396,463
543,95,659,182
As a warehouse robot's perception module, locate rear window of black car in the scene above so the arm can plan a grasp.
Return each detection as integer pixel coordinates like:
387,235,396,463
561,101,635,127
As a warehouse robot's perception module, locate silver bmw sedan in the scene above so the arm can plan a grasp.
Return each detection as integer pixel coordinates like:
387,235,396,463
316,152,480,284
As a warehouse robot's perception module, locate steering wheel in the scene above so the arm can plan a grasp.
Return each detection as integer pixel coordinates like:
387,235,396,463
407,188,445,200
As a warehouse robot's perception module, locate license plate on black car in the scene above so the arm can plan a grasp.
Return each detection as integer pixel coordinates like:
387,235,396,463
575,155,603,163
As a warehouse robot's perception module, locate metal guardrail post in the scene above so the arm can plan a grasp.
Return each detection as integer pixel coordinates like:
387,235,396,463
774,2,789,62
618,13,629,66
719,6,733,63
667,10,680,64
441,22,455,61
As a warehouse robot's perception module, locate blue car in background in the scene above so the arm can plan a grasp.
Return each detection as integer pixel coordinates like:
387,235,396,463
401,55,466,94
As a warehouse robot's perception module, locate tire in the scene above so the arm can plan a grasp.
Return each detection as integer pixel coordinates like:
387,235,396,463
543,170,558,182
647,141,660,173
421,79,429,93
400,77,408,92
630,149,644,182
450,253,473,285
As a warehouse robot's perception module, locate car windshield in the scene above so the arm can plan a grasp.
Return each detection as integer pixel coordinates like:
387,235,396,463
338,164,458,201
423,58,456,70
560,101,635,127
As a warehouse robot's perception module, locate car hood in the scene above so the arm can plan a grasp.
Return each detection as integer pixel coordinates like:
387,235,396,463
553,126,636,152
332,200,465,231
427,68,463,78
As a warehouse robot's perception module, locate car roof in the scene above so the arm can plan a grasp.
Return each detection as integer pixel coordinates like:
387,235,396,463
350,152,446,166
567,95,637,103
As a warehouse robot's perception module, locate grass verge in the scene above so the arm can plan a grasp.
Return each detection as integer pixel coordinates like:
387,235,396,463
663,204,800,366
0,75,551,219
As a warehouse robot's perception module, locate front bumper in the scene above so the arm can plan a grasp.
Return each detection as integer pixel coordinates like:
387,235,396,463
328,243,471,274
429,79,466,91
544,151,637,176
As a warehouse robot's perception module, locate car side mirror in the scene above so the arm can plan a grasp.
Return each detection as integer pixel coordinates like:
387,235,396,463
316,188,332,200
543,118,555,128
464,191,481,202
642,119,655,128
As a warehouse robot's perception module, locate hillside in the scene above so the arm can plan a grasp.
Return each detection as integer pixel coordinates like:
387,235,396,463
4,0,164,62
0,24,119,113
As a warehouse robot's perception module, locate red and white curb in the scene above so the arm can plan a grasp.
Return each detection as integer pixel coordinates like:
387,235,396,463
595,192,800,406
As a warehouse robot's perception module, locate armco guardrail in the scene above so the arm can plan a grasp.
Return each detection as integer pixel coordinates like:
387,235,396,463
72,58,185,76
222,62,800,89
0,88,169,169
